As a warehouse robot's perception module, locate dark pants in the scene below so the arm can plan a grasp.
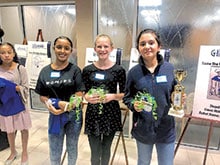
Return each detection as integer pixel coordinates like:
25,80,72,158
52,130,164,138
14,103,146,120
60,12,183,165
88,132,115,165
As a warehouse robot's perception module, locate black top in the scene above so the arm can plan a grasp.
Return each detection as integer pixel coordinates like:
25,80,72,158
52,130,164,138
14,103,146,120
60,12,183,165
82,64,126,136
35,63,85,101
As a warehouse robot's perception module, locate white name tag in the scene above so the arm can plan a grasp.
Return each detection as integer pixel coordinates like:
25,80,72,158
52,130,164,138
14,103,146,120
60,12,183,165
156,75,167,83
51,72,60,78
95,73,105,80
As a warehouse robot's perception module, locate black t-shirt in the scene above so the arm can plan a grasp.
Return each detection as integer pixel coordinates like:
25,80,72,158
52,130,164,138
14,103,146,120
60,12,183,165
35,63,85,101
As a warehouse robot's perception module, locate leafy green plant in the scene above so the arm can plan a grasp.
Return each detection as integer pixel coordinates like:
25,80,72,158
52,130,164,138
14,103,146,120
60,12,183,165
132,91,158,120
88,86,108,114
68,95,83,121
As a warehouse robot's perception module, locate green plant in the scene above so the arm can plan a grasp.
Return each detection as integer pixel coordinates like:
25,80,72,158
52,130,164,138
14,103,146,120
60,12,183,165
88,86,107,114
132,91,158,120
69,95,82,121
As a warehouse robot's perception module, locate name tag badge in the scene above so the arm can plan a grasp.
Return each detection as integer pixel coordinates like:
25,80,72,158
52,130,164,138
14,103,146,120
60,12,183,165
95,73,105,80
156,75,167,83
50,71,60,78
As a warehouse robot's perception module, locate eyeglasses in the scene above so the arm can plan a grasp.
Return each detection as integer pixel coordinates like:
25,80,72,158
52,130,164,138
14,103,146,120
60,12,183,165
54,45,72,51
0,51,14,55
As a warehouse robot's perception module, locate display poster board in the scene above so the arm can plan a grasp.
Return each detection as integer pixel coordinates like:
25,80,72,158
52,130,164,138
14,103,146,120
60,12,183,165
129,48,170,70
25,41,51,110
85,48,118,66
14,44,28,66
25,41,51,89
192,45,220,121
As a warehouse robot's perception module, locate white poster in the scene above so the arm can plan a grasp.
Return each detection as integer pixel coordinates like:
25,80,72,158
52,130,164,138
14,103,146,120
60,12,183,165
129,48,139,70
14,44,28,58
128,48,169,70
192,45,220,121
85,48,118,66
25,41,51,89
14,44,28,66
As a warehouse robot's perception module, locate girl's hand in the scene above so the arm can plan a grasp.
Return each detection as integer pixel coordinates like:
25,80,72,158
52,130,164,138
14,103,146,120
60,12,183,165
133,101,143,112
45,100,69,115
102,93,114,103
103,93,124,103
45,102,64,115
15,85,20,92
84,93,100,104
58,101,75,111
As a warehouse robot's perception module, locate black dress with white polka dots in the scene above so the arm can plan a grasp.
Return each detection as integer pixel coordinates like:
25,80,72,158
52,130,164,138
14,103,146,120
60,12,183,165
82,64,126,136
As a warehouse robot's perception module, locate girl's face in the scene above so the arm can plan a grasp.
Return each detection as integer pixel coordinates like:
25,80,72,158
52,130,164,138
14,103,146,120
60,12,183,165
0,44,15,65
138,33,160,61
54,38,72,62
94,36,113,61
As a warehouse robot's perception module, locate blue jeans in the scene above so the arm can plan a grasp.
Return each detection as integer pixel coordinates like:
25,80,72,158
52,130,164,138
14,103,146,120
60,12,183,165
49,110,82,165
136,140,175,165
88,132,115,165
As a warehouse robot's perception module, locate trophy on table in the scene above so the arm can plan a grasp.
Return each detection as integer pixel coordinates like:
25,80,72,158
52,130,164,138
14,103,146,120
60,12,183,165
168,69,187,118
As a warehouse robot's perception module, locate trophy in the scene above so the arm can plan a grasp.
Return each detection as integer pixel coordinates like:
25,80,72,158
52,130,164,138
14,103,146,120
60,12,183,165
168,69,187,118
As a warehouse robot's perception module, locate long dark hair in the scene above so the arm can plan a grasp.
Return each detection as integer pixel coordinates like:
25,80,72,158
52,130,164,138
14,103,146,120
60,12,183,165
0,42,19,64
136,28,161,50
53,36,73,48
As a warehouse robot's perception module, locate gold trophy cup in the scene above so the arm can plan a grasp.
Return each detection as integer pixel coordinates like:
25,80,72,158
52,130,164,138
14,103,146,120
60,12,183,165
168,69,187,118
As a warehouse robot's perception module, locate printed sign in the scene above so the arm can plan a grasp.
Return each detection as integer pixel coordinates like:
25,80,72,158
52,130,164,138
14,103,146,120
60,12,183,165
25,41,51,89
85,48,118,66
14,44,28,66
128,48,170,70
192,45,220,121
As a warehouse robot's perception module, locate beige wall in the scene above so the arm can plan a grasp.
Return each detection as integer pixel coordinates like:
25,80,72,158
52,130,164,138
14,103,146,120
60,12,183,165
75,0,94,69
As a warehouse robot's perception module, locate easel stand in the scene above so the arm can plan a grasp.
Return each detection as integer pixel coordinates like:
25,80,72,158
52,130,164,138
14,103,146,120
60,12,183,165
36,29,44,41
110,108,129,165
175,113,219,165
